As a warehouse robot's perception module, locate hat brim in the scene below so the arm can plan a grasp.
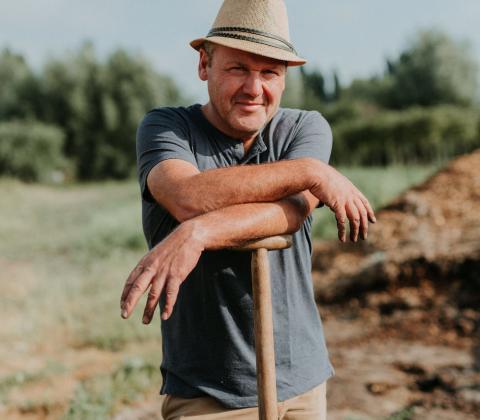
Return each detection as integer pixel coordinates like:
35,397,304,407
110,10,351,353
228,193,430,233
190,36,306,67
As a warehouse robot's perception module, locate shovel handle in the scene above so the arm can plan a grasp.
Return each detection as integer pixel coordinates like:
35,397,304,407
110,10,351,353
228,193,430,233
233,235,292,420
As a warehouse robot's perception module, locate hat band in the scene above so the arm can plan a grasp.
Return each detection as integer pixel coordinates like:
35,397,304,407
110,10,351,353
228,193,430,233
207,26,297,54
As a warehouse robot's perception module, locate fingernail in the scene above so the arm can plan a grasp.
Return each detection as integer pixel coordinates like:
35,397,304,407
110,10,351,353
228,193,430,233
142,315,149,324
161,312,168,320
121,309,128,318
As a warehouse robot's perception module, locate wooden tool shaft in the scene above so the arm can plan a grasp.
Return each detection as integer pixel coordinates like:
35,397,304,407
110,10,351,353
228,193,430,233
235,235,292,251
252,248,278,420
232,235,292,420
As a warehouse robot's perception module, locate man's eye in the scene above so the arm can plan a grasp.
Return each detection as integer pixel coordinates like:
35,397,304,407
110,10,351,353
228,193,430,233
229,67,245,73
263,70,279,78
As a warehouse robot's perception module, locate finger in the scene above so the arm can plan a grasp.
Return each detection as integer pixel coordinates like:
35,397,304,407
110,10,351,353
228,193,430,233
121,267,156,319
355,198,369,240
335,206,347,243
120,263,145,308
359,195,376,223
142,270,168,324
346,202,360,242
161,277,181,320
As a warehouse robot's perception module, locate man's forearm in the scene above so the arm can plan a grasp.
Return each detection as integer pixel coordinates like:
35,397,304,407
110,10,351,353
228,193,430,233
148,157,322,221
183,194,310,250
120,193,311,322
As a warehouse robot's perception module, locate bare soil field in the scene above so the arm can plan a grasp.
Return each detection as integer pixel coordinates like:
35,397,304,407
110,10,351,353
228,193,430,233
314,150,480,419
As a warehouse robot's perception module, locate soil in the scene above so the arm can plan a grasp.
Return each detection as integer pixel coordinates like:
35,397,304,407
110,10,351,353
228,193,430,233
313,150,480,419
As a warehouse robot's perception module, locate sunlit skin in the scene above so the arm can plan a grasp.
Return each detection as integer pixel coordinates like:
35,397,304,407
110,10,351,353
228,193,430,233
199,45,286,151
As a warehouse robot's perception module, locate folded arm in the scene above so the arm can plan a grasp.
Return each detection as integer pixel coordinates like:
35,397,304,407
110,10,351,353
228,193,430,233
147,157,318,221
121,157,377,323
147,157,375,242
121,190,317,323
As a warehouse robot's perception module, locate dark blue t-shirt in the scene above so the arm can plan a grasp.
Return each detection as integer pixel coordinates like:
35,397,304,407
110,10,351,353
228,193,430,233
136,104,335,408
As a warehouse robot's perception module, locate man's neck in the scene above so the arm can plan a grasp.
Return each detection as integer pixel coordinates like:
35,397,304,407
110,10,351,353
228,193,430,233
201,103,259,152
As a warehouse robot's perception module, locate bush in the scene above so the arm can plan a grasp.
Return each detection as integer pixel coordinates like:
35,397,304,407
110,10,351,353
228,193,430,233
380,29,479,109
1,44,185,181
331,106,480,166
40,44,184,181
0,120,66,181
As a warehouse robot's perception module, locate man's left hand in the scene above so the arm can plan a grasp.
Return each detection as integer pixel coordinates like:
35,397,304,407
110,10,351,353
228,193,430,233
120,220,204,323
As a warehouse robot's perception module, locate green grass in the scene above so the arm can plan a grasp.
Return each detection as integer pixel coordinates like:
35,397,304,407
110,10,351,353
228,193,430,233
384,406,415,420
0,178,162,416
0,179,156,352
64,355,160,419
0,179,145,260
312,164,441,240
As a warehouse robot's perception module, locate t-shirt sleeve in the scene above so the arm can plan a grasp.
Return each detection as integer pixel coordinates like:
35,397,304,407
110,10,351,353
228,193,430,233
281,111,333,208
282,110,333,164
136,109,198,203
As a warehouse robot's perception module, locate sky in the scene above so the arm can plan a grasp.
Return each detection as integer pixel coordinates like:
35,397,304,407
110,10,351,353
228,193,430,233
1,0,479,102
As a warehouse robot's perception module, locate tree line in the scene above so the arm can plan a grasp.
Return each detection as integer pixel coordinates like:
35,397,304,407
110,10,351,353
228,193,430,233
0,29,479,181
0,42,183,181
283,29,480,166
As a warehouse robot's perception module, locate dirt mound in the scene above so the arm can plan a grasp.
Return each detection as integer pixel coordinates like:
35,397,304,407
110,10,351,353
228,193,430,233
313,151,480,419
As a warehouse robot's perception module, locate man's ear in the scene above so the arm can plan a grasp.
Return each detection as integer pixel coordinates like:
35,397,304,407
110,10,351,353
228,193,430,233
198,49,209,81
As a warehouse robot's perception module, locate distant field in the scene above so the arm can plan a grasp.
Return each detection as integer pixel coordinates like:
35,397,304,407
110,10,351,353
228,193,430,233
0,180,157,418
0,163,439,418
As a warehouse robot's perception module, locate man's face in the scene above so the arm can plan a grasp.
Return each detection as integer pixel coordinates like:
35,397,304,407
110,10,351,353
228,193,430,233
198,44,286,140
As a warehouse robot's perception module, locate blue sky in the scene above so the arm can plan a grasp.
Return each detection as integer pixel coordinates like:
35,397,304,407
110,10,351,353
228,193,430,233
1,1,479,102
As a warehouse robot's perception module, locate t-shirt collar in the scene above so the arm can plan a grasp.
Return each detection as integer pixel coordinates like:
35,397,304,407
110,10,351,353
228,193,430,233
192,103,267,162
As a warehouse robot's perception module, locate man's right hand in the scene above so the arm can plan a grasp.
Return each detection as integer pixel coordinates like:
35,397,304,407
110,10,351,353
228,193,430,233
309,161,376,242
120,220,205,323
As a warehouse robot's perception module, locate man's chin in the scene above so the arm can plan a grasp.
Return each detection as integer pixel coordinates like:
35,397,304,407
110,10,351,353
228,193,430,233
230,116,267,135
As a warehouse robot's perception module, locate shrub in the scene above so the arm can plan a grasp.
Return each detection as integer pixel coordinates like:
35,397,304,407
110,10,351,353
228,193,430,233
1,44,184,181
41,44,184,181
0,120,66,181
331,106,480,166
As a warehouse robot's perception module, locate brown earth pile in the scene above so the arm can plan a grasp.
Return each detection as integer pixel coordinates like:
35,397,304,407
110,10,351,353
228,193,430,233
314,150,480,419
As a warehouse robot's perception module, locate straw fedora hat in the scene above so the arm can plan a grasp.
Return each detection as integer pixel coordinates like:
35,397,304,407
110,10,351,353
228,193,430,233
190,0,306,66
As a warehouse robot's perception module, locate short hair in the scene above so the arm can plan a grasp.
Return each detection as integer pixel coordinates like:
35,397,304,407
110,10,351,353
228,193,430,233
201,41,288,70
201,41,216,67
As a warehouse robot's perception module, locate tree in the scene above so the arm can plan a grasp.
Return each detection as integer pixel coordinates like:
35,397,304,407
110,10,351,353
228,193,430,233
40,42,184,180
281,68,304,109
299,67,343,110
381,29,479,108
0,48,41,120
96,48,182,179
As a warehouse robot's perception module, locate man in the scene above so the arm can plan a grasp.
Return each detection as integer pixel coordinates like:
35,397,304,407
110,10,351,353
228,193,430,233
121,0,375,418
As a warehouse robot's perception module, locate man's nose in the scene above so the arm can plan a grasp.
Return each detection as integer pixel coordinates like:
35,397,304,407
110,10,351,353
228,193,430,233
242,72,263,98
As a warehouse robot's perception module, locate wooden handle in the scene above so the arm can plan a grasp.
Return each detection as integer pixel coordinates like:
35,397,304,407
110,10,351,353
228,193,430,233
252,248,278,420
231,234,292,251
231,235,292,419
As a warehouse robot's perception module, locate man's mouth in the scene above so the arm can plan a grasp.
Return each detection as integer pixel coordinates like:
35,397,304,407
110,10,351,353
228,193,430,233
235,102,264,111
